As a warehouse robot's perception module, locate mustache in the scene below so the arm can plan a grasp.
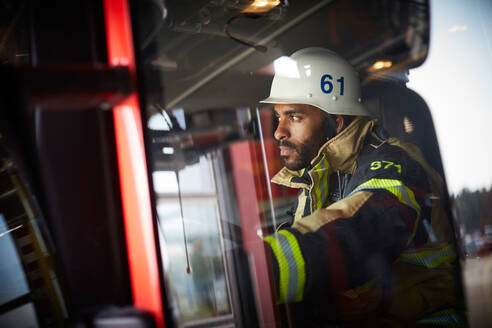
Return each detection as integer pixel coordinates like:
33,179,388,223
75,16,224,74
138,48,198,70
278,140,297,150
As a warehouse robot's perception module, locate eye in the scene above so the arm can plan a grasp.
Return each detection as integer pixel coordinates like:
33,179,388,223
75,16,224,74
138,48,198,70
290,115,301,121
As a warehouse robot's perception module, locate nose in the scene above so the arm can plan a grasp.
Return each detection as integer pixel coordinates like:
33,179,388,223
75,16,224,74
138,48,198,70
274,119,289,141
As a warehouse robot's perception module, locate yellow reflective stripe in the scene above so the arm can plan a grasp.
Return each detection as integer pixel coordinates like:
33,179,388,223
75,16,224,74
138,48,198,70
312,156,330,209
321,157,330,207
400,244,456,268
351,178,420,215
343,279,376,299
314,178,322,209
278,230,306,302
275,232,298,302
402,244,453,259
265,230,307,303
264,235,289,303
313,160,323,209
349,178,421,245
417,308,467,326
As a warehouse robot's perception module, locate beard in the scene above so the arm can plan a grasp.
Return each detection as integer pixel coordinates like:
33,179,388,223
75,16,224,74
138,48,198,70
279,135,325,171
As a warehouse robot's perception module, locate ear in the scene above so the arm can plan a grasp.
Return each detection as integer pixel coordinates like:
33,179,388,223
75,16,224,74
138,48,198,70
336,115,345,134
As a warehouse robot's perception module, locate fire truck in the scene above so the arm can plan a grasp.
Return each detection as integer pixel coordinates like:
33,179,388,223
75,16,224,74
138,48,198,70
1,0,491,327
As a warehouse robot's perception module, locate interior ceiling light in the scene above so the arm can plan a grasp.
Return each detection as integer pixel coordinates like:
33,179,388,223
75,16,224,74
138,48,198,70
367,60,393,72
242,0,281,13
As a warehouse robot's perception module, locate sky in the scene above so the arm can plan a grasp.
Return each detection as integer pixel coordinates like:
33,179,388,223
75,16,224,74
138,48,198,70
407,0,492,194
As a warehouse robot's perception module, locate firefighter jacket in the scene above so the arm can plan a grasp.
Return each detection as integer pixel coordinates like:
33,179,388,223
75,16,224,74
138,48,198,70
265,117,465,327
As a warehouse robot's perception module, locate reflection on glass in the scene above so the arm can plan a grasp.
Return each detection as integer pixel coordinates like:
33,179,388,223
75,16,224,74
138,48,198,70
0,302,39,328
0,213,30,305
452,188,492,257
153,156,231,325
134,0,477,326
408,0,492,260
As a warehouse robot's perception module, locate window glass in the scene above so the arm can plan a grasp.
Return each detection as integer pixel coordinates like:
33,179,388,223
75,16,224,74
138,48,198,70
1,2,68,326
408,0,492,254
0,214,30,305
153,156,232,326
407,0,492,325
0,303,39,328
0,165,68,327
132,1,470,327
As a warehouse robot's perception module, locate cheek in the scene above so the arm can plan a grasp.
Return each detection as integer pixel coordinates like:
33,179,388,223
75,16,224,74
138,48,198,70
291,124,311,141
296,122,323,143
289,131,308,149
302,122,329,151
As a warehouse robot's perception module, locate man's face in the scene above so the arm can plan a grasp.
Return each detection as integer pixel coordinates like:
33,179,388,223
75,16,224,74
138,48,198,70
273,104,331,171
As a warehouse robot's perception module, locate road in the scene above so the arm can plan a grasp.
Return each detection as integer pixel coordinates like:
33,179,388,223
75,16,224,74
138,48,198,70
463,255,492,327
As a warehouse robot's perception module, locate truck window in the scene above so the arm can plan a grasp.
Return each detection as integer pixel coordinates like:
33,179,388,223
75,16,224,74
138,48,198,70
131,0,470,327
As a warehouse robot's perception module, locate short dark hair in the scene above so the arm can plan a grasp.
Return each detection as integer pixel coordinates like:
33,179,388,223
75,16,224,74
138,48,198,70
341,115,355,128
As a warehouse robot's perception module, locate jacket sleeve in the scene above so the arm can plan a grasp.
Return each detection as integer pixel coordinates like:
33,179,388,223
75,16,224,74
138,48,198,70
264,147,430,304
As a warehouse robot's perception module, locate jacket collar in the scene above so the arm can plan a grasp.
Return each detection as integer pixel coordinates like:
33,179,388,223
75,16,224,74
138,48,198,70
271,117,376,188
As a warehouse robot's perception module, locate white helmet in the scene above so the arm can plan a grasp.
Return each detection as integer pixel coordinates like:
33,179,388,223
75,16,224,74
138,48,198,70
261,47,370,116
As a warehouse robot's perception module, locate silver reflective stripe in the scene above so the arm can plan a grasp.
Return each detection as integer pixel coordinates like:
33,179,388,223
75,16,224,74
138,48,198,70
277,232,299,302
348,179,420,215
400,244,456,268
417,309,467,325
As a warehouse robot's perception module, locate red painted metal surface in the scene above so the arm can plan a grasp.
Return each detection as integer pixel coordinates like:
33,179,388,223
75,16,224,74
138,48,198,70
229,141,279,327
103,0,164,327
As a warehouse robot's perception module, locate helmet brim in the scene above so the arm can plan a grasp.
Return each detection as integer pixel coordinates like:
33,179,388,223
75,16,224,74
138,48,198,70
260,97,371,117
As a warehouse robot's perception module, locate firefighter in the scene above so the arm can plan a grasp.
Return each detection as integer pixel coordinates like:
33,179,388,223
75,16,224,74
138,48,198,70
261,48,466,327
